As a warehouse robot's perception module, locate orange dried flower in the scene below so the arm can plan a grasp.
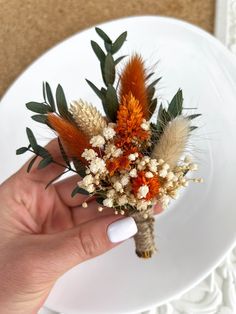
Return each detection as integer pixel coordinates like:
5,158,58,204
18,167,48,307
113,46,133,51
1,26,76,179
132,171,160,200
115,92,149,148
47,113,90,161
120,54,148,118
106,147,139,176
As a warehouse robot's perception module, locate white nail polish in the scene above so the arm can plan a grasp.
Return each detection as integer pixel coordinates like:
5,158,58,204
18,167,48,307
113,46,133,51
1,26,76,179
107,217,138,243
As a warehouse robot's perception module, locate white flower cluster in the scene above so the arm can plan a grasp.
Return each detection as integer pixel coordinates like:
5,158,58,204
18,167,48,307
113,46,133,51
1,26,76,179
158,155,203,208
78,123,202,216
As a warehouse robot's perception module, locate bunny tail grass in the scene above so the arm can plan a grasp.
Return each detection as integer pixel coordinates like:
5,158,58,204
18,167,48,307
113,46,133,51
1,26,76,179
152,116,190,169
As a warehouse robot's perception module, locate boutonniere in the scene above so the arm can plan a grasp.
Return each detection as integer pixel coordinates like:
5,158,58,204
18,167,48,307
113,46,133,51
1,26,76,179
17,28,202,258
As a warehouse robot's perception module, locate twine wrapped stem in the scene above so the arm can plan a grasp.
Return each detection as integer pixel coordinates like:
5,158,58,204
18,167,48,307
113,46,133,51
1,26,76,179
131,207,156,258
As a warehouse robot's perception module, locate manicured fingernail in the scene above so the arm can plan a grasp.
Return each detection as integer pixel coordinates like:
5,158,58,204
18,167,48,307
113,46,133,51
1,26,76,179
107,217,138,243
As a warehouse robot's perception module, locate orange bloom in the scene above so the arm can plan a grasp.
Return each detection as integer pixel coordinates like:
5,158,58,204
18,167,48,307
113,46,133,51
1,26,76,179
120,54,148,119
106,147,139,176
132,171,160,200
47,113,90,161
115,92,149,148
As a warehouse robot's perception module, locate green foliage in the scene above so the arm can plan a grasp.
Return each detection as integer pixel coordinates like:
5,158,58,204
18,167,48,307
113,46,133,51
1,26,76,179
16,147,28,155
31,114,48,124
168,88,183,117
26,102,52,114
45,82,56,111
71,185,90,197
146,75,161,120
111,32,127,54
87,28,127,122
103,53,115,85
55,84,74,122
27,156,38,173
96,197,105,205
147,89,200,154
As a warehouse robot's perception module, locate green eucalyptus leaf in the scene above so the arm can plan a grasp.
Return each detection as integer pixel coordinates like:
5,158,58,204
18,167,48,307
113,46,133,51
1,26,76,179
86,79,105,102
168,89,183,118
148,77,161,89
111,31,127,54
26,102,52,114
148,98,157,119
71,186,90,197
96,197,105,205
95,27,112,43
114,55,127,65
187,114,202,120
104,42,112,53
147,86,155,102
91,40,106,63
101,87,107,96
146,72,155,80
104,53,115,86
190,126,198,131
104,84,119,121
37,156,53,169
56,84,68,117
31,114,48,124
35,145,52,159
16,147,28,155
26,127,37,150
27,155,38,173
45,82,55,111
42,82,46,102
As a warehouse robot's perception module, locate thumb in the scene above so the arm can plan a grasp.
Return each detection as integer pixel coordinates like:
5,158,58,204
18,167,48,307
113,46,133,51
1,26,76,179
38,215,137,275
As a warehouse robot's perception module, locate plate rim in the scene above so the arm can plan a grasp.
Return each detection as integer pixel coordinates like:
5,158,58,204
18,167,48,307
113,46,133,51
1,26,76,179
1,15,236,314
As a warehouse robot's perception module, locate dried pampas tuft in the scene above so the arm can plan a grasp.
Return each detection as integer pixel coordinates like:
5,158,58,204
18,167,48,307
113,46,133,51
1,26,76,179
152,116,190,169
70,100,107,138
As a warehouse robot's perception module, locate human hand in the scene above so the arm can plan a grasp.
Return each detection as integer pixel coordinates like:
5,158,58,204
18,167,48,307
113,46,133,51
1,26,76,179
0,139,163,314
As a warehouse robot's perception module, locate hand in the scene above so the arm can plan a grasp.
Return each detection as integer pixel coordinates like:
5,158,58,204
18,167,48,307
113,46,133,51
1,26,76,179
0,139,163,314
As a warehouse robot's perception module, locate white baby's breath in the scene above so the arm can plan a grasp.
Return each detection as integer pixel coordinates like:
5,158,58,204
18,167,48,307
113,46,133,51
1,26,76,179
82,149,97,161
103,127,116,140
90,135,105,148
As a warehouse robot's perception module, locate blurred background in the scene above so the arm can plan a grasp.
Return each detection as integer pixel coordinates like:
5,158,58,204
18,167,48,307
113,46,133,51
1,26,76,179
0,0,216,97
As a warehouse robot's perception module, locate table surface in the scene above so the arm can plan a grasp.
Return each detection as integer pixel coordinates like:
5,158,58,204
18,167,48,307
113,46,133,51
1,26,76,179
0,0,215,97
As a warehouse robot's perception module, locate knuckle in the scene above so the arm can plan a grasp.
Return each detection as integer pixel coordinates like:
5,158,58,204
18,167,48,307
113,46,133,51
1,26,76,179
74,230,102,260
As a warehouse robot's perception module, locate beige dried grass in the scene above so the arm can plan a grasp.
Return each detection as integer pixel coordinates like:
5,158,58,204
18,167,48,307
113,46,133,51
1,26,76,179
70,100,107,138
152,116,190,169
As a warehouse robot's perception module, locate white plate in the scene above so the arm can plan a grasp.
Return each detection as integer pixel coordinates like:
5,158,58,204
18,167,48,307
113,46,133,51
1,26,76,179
1,16,236,314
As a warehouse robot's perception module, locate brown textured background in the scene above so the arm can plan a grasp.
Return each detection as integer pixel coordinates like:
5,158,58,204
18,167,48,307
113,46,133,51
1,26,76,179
0,0,215,97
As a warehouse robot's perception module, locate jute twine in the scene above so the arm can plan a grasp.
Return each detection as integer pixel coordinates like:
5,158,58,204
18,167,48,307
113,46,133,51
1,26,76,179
131,207,156,258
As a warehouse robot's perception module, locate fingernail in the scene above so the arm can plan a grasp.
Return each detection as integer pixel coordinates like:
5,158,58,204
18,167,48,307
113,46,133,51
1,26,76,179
107,217,138,243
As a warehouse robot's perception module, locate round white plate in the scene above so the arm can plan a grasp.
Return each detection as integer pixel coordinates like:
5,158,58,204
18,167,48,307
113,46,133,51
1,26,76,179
1,16,236,314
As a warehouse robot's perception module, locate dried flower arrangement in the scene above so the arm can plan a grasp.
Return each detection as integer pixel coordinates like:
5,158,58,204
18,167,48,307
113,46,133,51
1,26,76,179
17,28,202,258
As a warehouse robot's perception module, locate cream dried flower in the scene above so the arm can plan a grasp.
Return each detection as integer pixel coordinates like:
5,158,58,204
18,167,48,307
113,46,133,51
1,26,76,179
152,116,190,170
70,100,107,137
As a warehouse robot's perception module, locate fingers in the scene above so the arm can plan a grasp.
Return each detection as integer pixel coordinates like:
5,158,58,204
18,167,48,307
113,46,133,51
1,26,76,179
21,138,66,184
38,215,138,275
153,202,163,214
71,200,114,225
54,175,90,208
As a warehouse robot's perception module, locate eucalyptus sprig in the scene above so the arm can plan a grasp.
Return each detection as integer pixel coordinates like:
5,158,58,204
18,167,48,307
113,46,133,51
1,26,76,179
148,89,201,154
16,127,79,189
26,82,75,126
86,28,127,122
